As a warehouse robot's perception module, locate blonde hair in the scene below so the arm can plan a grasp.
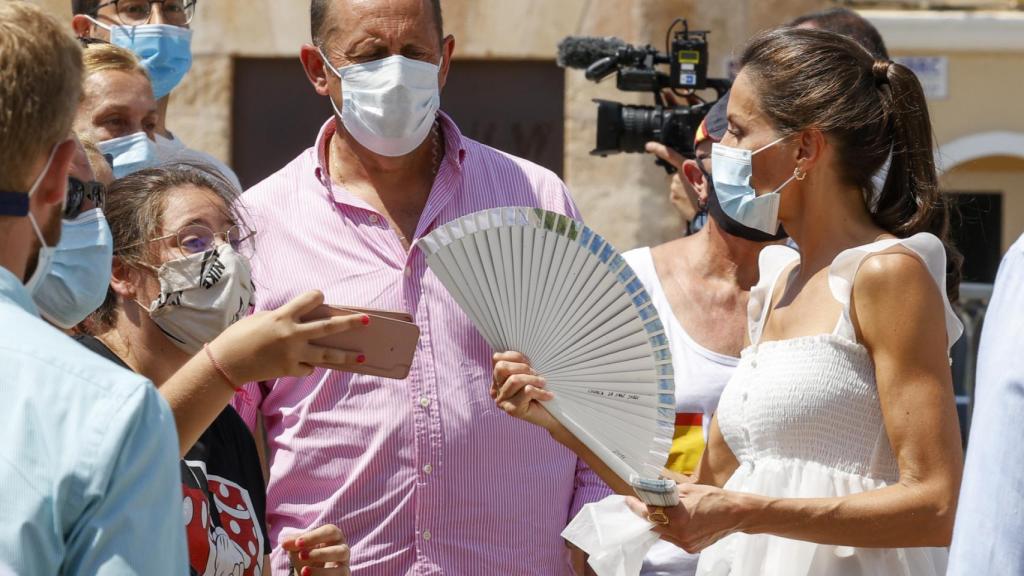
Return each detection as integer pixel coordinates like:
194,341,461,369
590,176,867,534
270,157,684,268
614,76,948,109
78,136,114,185
0,1,83,192
83,42,149,80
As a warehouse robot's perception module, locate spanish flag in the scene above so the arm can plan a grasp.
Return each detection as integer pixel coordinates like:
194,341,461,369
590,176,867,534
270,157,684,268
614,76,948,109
665,413,705,475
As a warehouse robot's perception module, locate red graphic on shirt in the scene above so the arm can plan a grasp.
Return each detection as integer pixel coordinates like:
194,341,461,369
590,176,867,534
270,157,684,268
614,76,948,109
182,461,265,576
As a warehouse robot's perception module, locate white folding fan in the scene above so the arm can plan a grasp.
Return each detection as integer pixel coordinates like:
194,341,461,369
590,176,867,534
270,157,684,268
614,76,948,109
417,207,678,506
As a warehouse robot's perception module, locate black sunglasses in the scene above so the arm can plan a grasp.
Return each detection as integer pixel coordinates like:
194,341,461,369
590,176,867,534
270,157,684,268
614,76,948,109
65,177,106,220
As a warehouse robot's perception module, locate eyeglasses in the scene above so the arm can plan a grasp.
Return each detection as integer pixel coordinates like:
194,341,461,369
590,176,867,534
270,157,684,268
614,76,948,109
78,36,110,47
123,224,256,259
65,177,106,220
93,0,197,27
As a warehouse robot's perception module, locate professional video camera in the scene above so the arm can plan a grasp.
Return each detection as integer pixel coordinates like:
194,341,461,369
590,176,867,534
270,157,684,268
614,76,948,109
557,19,730,170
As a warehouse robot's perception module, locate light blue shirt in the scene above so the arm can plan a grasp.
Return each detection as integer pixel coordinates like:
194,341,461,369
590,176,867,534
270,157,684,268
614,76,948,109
0,266,187,574
948,234,1024,574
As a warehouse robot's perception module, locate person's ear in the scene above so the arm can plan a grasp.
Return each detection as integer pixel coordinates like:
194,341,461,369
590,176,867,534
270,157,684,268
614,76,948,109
300,44,332,97
110,256,142,302
794,128,825,177
71,14,105,40
438,35,455,91
681,159,709,205
33,139,77,208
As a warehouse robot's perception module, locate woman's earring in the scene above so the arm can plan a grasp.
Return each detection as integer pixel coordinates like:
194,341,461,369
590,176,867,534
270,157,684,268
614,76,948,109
794,166,807,181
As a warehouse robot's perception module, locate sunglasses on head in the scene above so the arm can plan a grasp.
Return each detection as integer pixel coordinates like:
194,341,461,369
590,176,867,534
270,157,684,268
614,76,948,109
65,177,106,220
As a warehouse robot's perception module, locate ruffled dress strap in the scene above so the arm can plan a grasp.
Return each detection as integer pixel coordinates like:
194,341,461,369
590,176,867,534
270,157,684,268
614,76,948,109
747,245,800,346
828,232,964,349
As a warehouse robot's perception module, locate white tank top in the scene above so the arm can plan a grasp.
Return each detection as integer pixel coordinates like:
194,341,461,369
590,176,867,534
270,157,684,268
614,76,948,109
623,247,740,576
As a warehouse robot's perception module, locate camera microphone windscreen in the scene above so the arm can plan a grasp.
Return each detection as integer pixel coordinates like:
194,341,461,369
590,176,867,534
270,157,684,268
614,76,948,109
557,36,628,69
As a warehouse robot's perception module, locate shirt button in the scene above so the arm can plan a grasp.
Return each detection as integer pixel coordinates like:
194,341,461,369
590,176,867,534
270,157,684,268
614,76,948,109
423,464,433,475
419,396,431,408
422,530,432,541
368,214,380,224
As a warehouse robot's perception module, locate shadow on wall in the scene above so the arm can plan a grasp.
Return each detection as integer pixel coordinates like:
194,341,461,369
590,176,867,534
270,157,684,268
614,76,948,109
231,58,565,190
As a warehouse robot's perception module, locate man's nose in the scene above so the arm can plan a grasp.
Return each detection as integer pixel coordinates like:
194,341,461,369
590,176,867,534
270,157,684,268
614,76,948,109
150,3,168,25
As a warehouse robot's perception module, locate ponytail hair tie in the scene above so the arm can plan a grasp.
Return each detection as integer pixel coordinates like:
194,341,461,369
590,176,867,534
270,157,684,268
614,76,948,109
872,60,892,85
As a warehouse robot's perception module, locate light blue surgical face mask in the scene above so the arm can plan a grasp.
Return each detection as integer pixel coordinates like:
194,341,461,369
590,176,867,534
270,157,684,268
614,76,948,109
24,144,62,293
710,136,798,236
33,209,114,329
89,19,193,99
98,132,159,179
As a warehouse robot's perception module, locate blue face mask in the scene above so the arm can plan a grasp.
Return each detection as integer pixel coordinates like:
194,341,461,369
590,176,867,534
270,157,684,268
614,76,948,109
91,19,193,99
98,132,159,179
32,209,114,329
710,136,798,236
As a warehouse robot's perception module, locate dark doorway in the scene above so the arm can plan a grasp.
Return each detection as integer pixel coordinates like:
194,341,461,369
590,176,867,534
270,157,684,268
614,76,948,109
232,58,565,189
231,58,327,190
949,192,1003,284
440,60,565,177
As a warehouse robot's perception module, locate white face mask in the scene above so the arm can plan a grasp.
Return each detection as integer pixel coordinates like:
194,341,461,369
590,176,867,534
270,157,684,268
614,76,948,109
98,132,160,179
320,51,442,157
140,244,255,355
24,145,62,294
710,136,798,235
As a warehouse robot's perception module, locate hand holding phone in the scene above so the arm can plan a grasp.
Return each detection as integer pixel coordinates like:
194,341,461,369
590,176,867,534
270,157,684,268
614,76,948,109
302,305,420,380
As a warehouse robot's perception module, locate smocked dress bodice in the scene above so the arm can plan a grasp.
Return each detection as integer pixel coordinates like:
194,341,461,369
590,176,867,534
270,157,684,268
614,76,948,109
696,234,963,576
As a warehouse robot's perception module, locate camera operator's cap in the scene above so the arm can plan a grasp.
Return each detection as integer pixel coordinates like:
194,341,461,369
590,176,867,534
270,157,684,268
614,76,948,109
694,90,730,147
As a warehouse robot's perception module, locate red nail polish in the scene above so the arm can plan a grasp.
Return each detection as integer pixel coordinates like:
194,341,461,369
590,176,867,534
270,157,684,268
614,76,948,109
302,567,312,576
361,315,371,326
357,355,366,364
299,550,309,561
295,538,304,547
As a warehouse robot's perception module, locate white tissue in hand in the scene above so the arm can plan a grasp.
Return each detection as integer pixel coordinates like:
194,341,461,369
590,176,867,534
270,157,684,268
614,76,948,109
561,495,662,576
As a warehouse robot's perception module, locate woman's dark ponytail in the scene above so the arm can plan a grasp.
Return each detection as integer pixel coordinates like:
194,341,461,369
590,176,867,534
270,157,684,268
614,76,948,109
874,61,962,301
739,27,962,302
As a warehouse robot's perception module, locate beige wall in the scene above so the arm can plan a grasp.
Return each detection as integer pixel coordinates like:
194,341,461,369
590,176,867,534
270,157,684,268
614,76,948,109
34,0,1023,258
930,52,1024,252
30,0,830,252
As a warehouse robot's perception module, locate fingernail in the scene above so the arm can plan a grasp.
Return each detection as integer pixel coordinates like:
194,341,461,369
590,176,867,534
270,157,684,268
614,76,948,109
295,538,304,547
361,315,371,326
302,567,312,576
299,550,309,561
356,354,366,364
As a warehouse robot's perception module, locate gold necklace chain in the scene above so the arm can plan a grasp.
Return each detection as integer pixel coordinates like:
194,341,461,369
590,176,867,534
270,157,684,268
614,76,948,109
331,117,443,245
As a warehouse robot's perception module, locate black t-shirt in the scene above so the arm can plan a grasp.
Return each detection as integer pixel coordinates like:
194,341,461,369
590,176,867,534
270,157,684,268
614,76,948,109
76,335,271,575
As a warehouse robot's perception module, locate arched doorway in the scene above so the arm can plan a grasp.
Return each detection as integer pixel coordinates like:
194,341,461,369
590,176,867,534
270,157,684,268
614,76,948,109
937,131,1024,281
935,132,1024,443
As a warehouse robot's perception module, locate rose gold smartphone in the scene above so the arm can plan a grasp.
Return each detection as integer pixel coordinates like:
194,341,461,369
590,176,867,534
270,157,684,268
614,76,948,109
303,305,420,380
333,307,413,323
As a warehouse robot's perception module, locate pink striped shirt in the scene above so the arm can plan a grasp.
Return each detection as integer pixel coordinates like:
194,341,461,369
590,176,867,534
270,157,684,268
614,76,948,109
232,114,611,575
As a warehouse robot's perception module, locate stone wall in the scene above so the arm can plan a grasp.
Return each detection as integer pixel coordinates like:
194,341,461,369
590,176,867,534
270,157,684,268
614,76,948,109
31,0,828,250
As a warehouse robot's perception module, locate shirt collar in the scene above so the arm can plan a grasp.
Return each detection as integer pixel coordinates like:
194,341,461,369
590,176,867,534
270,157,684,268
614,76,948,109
312,110,469,192
0,265,39,317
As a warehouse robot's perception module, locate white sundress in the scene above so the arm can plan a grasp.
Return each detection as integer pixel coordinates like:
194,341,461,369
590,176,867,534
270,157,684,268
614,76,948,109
695,233,964,576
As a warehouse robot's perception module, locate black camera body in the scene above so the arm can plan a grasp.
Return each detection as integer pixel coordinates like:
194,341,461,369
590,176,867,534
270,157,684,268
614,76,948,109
558,20,729,170
593,100,707,160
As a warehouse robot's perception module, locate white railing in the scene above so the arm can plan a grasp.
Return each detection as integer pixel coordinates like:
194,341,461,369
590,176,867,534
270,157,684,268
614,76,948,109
952,282,994,445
